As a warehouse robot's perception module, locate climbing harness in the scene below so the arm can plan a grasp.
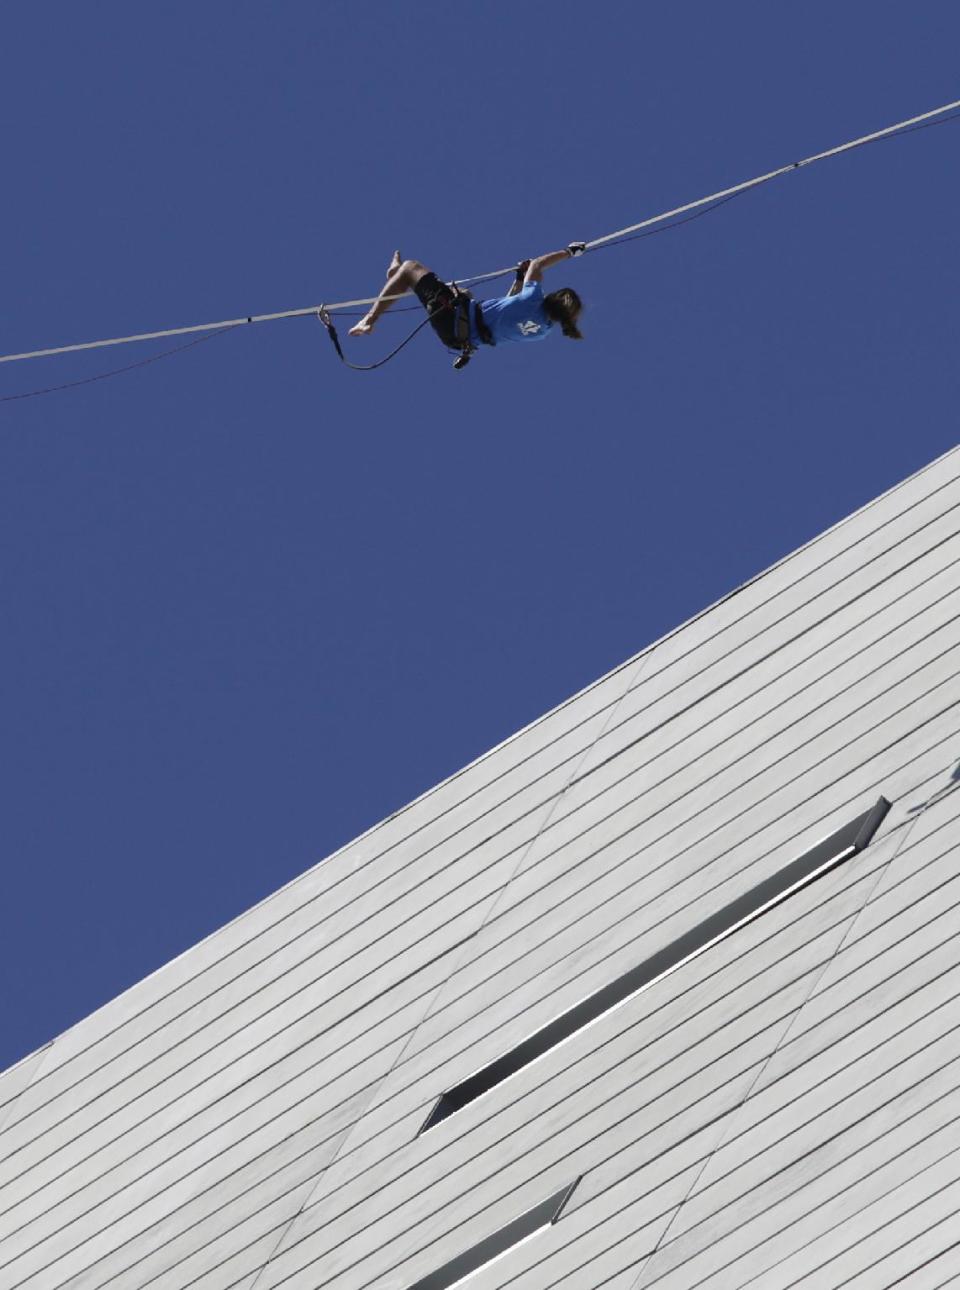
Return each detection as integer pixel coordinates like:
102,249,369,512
449,284,496,370
449,285,476,371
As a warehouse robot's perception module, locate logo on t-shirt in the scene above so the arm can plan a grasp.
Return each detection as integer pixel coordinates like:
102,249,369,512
519,320,542,335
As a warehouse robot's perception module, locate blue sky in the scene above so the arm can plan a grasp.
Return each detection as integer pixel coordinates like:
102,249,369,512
2,1,958,1071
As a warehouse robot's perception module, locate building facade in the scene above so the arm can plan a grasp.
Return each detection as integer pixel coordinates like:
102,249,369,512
2,444,959,1289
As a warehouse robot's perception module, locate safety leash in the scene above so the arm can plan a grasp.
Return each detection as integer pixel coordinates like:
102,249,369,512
315,306,436,372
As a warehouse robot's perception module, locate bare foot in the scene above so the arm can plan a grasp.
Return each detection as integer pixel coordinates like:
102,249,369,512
348,318,374,337
388,249,402,274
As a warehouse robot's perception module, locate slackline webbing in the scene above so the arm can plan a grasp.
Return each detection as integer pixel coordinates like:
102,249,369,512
1,96,958,368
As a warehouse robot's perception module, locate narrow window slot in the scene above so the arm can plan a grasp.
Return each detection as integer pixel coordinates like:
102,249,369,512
421,796,890,1133
406,1177,580,1290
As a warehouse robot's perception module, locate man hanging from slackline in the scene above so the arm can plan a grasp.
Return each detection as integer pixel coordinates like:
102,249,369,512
347,245,586,366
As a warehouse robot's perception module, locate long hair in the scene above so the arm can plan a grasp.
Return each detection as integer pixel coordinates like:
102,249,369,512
543,287,584,339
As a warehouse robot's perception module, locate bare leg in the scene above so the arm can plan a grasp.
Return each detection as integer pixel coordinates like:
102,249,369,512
349,255,430,336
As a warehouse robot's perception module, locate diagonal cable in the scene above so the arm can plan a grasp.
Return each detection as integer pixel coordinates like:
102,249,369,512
2,97,959,368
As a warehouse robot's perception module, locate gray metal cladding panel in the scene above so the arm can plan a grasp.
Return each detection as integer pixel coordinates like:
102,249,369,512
1,443,959,1290
405,1179,580,1290
0,1049,49,1137
420,800,889,1132
494,786,960,1289
334,710,957,1190
234,800,957,1288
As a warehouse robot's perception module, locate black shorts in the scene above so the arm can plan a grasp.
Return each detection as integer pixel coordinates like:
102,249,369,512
414,272,458,348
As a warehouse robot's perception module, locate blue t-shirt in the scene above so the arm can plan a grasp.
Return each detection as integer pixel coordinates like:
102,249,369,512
473,281,554,346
